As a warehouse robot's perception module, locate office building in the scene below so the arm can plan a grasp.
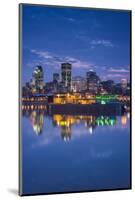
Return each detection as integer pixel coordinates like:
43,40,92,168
121,78,128,89
61,63,72,91
101,80,114,94
86,70,100,93
72,76,86,92
32,66,44,93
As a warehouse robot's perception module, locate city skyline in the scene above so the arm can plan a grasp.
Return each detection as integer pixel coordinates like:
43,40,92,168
23,63,130,85
22,64,130,97
22,5,130,85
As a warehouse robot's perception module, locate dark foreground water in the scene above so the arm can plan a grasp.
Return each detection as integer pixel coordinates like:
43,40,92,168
22,110,131,195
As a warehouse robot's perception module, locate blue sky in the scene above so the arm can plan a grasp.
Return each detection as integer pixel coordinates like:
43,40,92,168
21,4,130,85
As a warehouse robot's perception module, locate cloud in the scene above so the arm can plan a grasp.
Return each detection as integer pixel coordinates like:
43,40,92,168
27,48,130,82
30,49,94,69
102,66,129,79
106,74,128,78
90,39,114,48
109,68,130,73
31,49,53,59
75,32,115,50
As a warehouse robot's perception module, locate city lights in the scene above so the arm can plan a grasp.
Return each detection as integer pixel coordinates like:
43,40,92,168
22,64,130,115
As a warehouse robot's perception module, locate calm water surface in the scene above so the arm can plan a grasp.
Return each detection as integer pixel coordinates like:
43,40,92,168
22,110,130,195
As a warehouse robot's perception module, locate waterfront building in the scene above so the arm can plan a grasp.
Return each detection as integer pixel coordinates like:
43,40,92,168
61,63,72,91
86,70,100,94
53,93,96,104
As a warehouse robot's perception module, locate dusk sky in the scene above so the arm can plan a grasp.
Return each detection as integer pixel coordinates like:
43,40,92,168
21,4,130,85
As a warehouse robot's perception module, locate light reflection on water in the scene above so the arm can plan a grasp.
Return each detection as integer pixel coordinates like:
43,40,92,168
22,110,130,195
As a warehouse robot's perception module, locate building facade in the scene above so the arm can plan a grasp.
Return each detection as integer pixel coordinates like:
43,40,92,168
121,78,128,89
101,80,114,94
86,70,100,94
61,63,72,91
32,66,44,90
71,76,86,92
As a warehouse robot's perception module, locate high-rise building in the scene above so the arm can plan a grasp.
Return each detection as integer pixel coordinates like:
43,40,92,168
61,63,72,90
121,78,127,89
121,78,128,95
32,66,44,91
71,76,86,92
86,70,100,93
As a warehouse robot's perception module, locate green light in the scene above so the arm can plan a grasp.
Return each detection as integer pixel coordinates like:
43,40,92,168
101,100,106,104
96,95,116,100
100,120,104,126
96,117,116,126
96,119,100,126
105,119,109,125
110,119,115,126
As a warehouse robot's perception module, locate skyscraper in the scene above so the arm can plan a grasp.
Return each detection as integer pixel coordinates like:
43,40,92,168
72,76,86,92
121,78,127,89
86,70,100,93
32,66,44,91
61,63,72,90
121,78,128,95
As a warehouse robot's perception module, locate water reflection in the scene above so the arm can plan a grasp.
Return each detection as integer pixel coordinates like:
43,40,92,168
23,110,45,135
121,115,127,125
22,108,130,194
22,109,129,141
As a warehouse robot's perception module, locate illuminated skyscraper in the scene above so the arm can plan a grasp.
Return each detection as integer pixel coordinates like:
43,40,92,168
32,66,44,92
61,63,72,90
